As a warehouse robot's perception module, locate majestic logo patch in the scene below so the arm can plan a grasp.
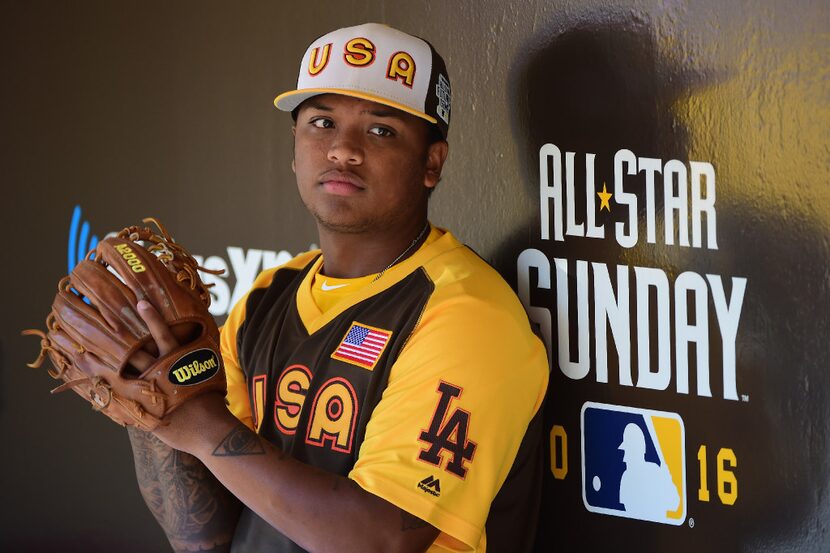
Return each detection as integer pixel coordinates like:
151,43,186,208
581,401,686,525
168,349,221,386
331,322,392,371
417,475,441,497
418,381,477,478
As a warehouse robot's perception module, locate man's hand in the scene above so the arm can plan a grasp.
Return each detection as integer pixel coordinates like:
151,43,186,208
132,300,227,454
23,218,226,431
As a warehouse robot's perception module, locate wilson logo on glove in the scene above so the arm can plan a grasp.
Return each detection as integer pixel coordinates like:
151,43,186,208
169,349,221,386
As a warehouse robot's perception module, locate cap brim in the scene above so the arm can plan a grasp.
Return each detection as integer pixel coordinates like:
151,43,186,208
274,88,438,125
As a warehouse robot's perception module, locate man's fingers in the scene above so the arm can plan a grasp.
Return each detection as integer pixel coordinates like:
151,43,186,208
136,300,179,356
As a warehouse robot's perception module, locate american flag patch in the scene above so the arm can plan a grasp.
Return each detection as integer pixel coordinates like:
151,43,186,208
331,322,393,371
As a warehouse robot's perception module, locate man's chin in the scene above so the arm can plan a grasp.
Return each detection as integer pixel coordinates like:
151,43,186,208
312,212,374,235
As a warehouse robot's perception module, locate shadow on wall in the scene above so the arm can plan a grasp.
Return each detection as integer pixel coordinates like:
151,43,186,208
495,18,701,552
495,13,830,553
496,15,704,316
494,15,702,280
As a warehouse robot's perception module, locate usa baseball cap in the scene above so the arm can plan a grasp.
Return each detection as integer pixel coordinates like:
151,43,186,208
274,22,451,138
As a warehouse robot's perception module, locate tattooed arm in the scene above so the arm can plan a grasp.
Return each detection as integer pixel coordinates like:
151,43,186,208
133,300,438,553
152,399,438,553
127,427,243,553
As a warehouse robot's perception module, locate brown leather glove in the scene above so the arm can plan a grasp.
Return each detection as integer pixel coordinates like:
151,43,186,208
23,218,225,431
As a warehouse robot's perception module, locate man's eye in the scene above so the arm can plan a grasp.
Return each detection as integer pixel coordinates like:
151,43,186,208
369,126,394,137
311,118,333,129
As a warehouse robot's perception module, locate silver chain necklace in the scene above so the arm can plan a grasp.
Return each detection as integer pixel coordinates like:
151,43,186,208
372,221,430,282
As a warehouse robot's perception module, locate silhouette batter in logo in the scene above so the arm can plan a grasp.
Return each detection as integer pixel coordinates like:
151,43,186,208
617,423,679,520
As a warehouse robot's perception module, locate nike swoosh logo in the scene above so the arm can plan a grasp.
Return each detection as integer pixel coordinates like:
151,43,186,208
321,280,349,291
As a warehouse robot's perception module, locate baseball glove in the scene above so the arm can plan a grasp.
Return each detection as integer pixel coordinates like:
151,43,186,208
23,218,225,431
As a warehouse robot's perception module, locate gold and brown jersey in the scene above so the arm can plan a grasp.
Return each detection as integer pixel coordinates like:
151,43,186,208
223,226,549,552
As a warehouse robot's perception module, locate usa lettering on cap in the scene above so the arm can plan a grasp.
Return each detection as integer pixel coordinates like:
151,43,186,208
274,22,451,138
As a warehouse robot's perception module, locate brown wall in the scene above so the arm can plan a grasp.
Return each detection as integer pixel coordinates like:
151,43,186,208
2,1,828,551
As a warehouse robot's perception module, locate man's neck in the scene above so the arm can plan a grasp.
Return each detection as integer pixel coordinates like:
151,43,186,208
317,219,430,279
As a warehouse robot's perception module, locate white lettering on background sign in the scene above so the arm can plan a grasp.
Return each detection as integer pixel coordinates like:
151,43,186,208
194,247,298,316
519,144,747,400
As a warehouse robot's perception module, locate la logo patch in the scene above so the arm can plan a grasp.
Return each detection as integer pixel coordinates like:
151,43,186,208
418,381,477,478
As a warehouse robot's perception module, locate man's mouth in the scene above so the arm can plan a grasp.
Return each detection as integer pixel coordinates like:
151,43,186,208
319,171,366,196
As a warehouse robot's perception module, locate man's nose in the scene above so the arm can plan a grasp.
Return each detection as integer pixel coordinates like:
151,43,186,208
327,129,364,165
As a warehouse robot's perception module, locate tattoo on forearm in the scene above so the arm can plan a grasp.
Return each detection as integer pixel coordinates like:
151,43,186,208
127,427,240,552
212,425,266,457
400,509,430,531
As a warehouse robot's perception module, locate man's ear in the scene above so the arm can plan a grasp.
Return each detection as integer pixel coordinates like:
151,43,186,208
424,140,449,190
291,126,296,173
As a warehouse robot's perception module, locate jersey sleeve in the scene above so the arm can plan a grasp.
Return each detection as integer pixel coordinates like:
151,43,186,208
221,294,255,431
348,287,549,550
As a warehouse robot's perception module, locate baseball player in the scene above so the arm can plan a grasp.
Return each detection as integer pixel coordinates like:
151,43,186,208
127,22,548,552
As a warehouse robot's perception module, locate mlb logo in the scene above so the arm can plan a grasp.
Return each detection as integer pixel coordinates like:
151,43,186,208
581,402,686,525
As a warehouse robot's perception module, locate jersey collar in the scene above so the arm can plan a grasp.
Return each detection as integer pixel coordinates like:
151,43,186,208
295,225,459,335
